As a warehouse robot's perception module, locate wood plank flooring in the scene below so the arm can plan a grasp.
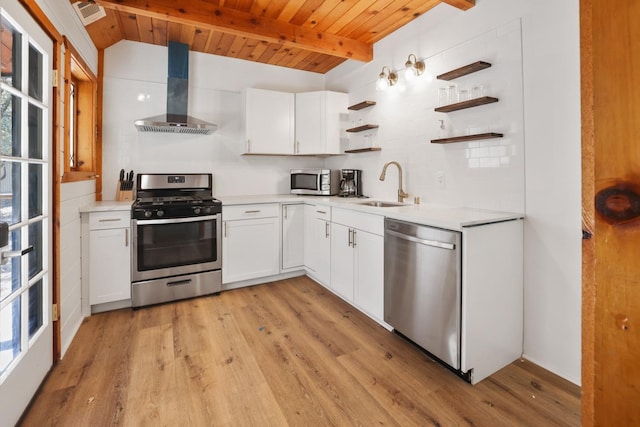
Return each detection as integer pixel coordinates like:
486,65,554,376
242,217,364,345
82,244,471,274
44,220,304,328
20,276,581,426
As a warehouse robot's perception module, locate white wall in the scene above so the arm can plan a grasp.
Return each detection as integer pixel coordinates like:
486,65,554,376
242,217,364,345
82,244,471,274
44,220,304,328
102,41,327,200
325,0,581,384
35,0,98,73
59,180,95,356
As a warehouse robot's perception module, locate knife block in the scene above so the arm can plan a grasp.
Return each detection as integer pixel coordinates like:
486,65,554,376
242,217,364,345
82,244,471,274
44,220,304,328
116,182,133,201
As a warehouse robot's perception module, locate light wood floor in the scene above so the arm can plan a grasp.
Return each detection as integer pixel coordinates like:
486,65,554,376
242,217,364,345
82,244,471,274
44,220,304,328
21,276,580,426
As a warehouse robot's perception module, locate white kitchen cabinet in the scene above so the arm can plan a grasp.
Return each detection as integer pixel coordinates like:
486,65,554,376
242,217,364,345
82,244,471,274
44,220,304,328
330,208,385,323
87,211,131,306
222,204,280,284
304,203,331,286
281,203,305,271
295,91,347,155
244,88,294,154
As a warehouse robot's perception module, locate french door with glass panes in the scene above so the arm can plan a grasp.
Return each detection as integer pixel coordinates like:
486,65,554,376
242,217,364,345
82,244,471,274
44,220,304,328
0,4,52,424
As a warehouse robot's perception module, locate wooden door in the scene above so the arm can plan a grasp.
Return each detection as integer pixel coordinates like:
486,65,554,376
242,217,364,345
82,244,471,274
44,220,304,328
581,0,640,424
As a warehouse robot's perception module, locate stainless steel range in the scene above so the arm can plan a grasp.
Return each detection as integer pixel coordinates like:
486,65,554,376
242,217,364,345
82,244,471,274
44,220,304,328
131,173,222,307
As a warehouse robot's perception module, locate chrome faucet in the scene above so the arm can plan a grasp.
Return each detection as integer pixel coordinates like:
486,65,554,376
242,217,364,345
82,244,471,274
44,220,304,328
379,160,409,203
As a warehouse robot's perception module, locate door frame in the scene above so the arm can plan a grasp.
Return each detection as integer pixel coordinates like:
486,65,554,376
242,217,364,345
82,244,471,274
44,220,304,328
581,0,640,424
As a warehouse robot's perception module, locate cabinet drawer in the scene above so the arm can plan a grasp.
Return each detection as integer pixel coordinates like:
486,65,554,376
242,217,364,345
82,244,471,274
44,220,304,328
332,207,384,236
306,203,331,221
89,211,131,230
223,203,279,221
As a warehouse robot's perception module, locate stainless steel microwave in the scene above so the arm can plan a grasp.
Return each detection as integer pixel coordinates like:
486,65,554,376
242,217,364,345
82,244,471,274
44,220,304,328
290,169,340,196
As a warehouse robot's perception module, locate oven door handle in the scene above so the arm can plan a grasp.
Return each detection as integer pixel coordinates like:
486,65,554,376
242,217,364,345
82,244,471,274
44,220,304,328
134,214,220,225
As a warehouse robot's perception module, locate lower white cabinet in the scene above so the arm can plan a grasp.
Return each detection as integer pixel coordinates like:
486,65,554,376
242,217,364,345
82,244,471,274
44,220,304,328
304,204,331,286
330,208,385,322
222,204,280,284
281,203,305,271
86,211,131,306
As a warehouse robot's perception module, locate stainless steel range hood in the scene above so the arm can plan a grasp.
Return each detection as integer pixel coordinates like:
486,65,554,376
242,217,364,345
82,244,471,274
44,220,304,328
134,42,217,135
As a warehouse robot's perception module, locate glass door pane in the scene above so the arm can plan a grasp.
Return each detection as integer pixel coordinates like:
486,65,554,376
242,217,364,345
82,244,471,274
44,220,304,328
0,7,50,390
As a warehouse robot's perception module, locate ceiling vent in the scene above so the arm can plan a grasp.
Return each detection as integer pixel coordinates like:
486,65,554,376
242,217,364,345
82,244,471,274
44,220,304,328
72,2,107,26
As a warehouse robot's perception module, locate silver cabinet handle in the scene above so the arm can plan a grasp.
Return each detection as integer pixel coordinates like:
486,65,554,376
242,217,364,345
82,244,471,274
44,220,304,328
283,205,288,219
317,210,327,214
296,140,300,154
245,210,261,214
98,218,121,222
325,221,329,238
1,245,34,263
348,228,353,247
224,221,227,237
125,229,129,247
247,139,251,153
352,230,357,248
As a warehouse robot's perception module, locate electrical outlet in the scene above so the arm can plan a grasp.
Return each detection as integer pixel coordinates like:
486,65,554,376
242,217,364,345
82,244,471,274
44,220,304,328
435,171,445,189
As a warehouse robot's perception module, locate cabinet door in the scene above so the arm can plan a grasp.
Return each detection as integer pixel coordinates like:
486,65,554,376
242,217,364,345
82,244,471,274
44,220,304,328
223,217,279,284
304,205,331,286
282,204,305,270
354,230,384,321
330,223,354,302
295,91,323,154
89,228,131,305
245,88,294,154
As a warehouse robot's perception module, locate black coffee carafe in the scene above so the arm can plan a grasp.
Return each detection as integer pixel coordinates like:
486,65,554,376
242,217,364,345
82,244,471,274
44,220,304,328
339,169,362,197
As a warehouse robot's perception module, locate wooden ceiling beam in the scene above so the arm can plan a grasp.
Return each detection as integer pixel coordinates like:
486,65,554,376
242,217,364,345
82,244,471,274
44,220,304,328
438,0,475,11
94,0,373,62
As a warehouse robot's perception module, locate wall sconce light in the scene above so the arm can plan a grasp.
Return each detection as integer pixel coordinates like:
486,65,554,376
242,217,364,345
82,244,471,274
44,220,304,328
404,54,425,80
376,66,398,91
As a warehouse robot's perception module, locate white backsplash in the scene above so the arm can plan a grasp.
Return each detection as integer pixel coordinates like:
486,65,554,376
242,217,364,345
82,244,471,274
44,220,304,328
326,21,525,213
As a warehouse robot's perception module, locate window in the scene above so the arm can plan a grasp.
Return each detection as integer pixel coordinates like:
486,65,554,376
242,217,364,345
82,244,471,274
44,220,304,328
61,37,97,182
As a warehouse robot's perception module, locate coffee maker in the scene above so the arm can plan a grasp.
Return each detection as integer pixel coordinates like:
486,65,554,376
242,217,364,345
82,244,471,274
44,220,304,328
339,169,363,197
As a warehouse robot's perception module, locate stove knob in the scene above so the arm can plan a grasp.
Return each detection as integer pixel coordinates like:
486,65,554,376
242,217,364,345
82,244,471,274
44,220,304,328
157,210,165,217
144,210,152,218
193,207,202,215
204,207,212,214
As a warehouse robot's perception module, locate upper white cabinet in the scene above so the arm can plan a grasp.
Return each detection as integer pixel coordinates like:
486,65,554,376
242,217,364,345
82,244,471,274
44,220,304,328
244,88,295,154
281,203,305,271
222,204,280,284
244,88,346,155
295,91,347,155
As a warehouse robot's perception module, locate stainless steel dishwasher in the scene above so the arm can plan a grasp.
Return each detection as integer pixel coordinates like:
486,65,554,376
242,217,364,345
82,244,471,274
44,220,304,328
384,218,462,371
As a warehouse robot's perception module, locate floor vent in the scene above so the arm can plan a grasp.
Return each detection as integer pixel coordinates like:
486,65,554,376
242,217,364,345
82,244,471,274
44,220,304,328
72,2,107,26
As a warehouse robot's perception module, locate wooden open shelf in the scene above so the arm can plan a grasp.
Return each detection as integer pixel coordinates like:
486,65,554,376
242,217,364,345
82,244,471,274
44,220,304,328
345,147,382,153
431,132,504,144
346,124,379,133
348,101,376,110
437,61,492,81
435,96,498,113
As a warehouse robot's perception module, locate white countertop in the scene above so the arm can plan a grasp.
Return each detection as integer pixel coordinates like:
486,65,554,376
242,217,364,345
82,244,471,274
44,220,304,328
219,195,523,231
80,200,132,213
81,195,523,230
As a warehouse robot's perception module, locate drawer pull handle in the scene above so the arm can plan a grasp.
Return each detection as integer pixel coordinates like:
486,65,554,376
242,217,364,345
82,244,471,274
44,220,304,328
167,279,192,287
98,218,121,222
245,210,261,214
317,210,327,214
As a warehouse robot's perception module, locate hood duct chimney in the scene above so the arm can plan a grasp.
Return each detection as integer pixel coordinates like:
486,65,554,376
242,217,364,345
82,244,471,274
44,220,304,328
134,41,218,135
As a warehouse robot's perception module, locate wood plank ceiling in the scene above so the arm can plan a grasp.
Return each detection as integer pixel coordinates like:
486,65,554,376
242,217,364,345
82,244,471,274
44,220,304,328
75,0,474,74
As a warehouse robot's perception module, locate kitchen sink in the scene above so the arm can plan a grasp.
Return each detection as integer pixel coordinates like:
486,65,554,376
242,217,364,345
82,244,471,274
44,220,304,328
357,200,407,207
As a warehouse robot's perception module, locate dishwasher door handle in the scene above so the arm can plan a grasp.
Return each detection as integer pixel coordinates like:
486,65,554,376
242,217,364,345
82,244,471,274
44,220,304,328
386,229,456,250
